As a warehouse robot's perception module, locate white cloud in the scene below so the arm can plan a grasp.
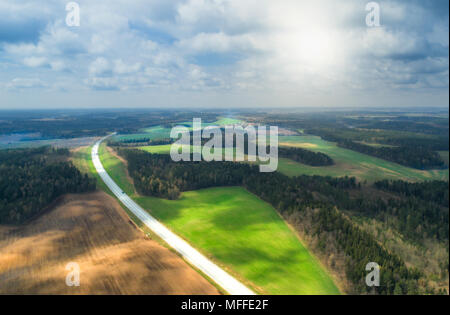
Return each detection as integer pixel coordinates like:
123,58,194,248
23,56,47,67
84,77,118,90
50,60,66,71
6,78,46,89
0,0,448,107
114,59,141,74
89,57,111,76
176,32,257,54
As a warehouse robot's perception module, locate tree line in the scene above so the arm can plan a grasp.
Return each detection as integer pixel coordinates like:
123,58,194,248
278,146,334,166
109,138,173,147
0,147,96,224
336,140,445,170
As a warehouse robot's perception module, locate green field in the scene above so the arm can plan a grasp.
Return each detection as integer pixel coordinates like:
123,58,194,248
135,187,339,295
72,144,136,197
213,117,244,126
176,117,244,128
112,126,172,142
112,118,244,143
278,136,449,182
71,147,111,194
96,143,339,295
98,144,135,195
140,144,172,154
139,144,236,157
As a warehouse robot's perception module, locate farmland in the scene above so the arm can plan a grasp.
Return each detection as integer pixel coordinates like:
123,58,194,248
1,108,448,295
136,137,449,182
115,123,449,182
278,136,449,182
113,126,172,142
0,192,219,295
140,144,172,154
112,117,244,143
135,187,340,295
98,144,340,294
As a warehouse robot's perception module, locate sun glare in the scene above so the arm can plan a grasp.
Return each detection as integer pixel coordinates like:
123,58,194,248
296,28,338,67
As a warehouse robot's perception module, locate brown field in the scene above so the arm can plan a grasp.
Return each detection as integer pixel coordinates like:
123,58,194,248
0,192,219,295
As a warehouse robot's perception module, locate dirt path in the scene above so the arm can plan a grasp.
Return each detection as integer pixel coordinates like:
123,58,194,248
0,191,219,295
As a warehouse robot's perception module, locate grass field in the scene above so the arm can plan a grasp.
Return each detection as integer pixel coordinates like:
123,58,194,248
135,187,339,295
212,117,243,126
140,125,173,136
98,144,135,196
278,136,449,182
139,144,235,157
175,117,244,128
71,146,112,194
97,144,340,294
140,144,172,154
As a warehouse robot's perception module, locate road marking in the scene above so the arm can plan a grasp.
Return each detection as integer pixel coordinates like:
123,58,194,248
92,135,255,295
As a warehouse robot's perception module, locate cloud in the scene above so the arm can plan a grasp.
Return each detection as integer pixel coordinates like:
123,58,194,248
177,32,257,54
6,78,46,89
0,1,51,44
85,77,119,91
114,59,141,75
0,0,448,107
23,56,47,67
89,57,112,76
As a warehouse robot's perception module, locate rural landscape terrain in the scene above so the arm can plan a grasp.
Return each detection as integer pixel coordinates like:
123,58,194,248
0,0,448,300
0,108,448,295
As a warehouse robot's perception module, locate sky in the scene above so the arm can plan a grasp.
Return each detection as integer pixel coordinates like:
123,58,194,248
0,0,448,109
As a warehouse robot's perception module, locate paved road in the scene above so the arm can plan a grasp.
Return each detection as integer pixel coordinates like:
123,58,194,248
92,136,255,295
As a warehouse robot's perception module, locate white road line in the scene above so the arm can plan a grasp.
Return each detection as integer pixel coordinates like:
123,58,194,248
92,136,255,295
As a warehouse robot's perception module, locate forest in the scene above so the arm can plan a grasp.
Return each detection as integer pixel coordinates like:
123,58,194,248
305,127,449,151
374,180,449,207
0,147,96,224
0,110,218,139
119,148,449,294
325,180,449,243
109,138,173,147
255,113,448,170
278,146,334,166
342,118,449,136
337,139,445,170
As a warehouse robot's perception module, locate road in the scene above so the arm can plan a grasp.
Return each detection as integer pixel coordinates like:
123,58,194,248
92,136,255,295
